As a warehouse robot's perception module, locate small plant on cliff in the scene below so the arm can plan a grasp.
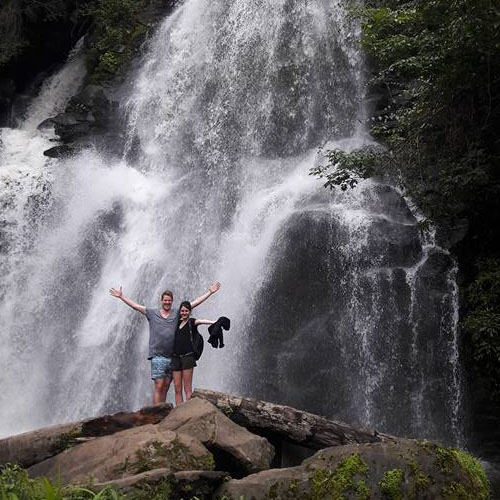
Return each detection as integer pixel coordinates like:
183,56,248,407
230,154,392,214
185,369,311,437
378,469,404,500
462,258,500,396
81,0,150,81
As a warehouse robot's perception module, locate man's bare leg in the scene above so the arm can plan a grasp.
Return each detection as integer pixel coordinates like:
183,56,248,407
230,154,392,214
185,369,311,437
153,378,171,405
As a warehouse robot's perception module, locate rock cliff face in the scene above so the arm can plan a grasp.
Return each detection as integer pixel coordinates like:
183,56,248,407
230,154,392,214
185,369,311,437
0,0,177,140
0,393,490,500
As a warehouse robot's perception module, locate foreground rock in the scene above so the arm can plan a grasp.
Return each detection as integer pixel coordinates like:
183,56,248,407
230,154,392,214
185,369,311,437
0,404,172,468
192,389,395,449
217,439,490,500
28,424,212,484
160,398,274,477
95,469,228,500
1,391,489,499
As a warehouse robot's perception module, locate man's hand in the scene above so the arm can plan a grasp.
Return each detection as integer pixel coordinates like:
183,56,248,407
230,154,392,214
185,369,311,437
110,286,123,298
209,281,221,295
110,286,146,314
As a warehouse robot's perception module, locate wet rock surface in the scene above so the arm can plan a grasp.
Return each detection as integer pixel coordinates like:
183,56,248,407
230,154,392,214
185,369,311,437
239,184,458,442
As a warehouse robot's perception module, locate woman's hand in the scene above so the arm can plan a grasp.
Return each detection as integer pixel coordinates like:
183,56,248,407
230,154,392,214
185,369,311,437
209,281,221,295
109,286,123,298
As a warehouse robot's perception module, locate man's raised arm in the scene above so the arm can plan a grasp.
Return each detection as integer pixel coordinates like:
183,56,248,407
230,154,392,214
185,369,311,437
191,281,221,308
109,286,146,315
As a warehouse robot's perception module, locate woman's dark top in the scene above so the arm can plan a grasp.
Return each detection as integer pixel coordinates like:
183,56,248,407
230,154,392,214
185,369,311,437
174,318,197,355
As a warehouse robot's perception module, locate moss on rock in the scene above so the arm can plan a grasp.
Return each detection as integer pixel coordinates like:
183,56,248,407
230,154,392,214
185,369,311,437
306,454,371,500
379,468,404,500
49,427,83,455
417,441,490,500
118,439,215,476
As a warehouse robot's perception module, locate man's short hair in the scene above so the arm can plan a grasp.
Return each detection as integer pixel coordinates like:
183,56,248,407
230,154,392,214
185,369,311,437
161,290,173,300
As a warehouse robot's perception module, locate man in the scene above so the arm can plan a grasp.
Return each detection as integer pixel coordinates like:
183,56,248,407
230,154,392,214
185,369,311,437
109,282,220,404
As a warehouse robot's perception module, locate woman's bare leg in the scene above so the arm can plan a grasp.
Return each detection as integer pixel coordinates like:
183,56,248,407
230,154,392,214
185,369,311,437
182,368,194,400
173,371,184,406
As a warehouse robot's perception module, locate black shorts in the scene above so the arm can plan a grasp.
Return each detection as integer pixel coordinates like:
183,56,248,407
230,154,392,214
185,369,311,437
172,354,197,371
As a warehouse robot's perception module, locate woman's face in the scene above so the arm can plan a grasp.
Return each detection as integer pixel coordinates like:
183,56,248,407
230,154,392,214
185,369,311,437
180,306,191,320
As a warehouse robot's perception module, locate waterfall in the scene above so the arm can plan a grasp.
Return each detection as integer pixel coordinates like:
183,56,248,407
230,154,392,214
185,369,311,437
0,0,463,445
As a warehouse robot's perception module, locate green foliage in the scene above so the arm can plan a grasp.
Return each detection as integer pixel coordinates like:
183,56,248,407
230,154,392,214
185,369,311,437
317,0,500,220
378,468,403,500
0,465,120,500
81,0,150,81
0,0,71,67
462,258,500,395
0,464,212,500
310,149,380,191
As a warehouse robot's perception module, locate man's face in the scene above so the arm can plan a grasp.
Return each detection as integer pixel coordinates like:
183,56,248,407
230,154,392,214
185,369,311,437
161,295,173,311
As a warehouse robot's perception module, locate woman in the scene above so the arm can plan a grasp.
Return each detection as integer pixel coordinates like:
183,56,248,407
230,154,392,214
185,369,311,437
172,300,215,405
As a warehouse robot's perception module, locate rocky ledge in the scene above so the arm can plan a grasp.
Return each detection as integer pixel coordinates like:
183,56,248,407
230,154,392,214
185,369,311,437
0,390,490,500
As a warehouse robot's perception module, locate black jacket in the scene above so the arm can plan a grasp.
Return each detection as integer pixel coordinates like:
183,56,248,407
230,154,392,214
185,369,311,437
208,316,231,348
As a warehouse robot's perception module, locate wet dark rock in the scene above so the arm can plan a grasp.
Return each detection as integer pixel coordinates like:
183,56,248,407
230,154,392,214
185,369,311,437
0,78,16,126
52,111,93,142
43,145,78,158
368,183,416,224
436,217,469,249
37,118,55,130
51,84,119,144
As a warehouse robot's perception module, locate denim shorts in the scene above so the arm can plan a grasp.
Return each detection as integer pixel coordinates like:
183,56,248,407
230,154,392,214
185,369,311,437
150,356,173,380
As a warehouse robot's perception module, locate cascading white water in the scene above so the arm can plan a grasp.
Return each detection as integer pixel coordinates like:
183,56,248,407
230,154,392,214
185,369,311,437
0,0,463,445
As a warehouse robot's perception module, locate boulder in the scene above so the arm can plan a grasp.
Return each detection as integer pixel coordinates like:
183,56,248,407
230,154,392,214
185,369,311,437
28,424,213,484
52,84,117,142
217,439,490,500
94,469,228,500
52,110,94,142
159,398,274,477
0,403,172,468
